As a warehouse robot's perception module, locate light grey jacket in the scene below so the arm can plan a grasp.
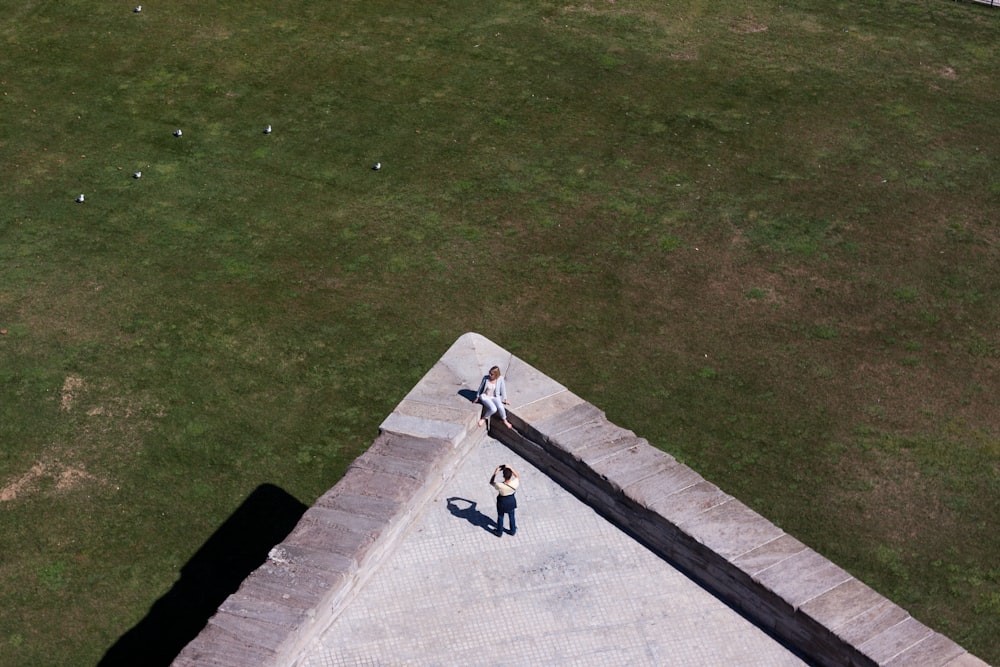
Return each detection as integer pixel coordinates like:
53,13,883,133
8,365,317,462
477,375,507,402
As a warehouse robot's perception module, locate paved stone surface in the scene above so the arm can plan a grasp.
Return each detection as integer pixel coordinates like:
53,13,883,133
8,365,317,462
176,333,987,667
298,436,806,667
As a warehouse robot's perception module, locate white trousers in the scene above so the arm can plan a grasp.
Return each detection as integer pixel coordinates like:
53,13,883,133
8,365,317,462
479,396,507,421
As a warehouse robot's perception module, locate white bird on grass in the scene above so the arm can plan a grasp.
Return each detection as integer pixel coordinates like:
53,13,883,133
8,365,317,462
173,129,182,137
134,6,142,12
372,162,381,171
263,124,272,134
133,171,142,179
76,194,85,203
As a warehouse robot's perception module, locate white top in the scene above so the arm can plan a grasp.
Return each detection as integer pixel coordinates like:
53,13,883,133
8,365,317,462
491,476,519,497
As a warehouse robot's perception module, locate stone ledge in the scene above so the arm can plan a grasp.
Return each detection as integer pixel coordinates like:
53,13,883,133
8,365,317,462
174,333,987,667
174,624,278,667
452,329,986,667
174,334,496,667
885,631,968,666
174,430,484,666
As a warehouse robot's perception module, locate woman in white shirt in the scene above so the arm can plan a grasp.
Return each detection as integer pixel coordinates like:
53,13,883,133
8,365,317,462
490,464,519,536
474,365,512,429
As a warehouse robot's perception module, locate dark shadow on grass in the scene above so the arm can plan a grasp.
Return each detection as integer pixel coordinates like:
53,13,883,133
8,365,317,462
446,496,497,534
97,483,307,667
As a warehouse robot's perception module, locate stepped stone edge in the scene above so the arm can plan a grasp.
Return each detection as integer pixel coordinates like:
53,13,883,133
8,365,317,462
172,333,989,667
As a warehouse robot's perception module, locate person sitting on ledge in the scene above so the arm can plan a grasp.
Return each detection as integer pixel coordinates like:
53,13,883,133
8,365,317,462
474,365,512,429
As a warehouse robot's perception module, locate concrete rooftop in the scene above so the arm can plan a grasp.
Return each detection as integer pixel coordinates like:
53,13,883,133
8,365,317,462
174,332,989,667
297,435,806,666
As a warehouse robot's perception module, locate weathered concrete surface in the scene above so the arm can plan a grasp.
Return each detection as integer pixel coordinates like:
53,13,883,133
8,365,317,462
174,332,989,667
300,436,805,666
473,332,988,667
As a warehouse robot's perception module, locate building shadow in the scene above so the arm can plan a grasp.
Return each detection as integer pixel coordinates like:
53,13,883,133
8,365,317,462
445,496,497,534
98,483,308,667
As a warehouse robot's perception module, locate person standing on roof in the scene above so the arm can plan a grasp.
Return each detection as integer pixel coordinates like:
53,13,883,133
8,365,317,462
490,464,519,536
474,365,512,429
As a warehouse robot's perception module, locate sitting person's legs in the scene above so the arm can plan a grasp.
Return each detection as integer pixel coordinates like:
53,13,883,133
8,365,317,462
494,401,512,428
478,397,499,426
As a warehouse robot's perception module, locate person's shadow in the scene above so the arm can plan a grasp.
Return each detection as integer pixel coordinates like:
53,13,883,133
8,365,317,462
446,497,497,534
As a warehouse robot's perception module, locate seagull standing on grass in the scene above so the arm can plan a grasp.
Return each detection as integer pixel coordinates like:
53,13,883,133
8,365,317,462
76,194,85,203
263,124,272,134
133,171,142,179
173,129,182,137
372,162,381,171
134,6,142,13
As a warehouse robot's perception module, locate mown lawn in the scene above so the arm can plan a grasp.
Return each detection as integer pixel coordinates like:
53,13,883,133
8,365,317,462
1,1,997,664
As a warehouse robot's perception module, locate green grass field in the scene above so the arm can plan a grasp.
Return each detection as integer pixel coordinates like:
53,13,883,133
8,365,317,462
2,1,998,664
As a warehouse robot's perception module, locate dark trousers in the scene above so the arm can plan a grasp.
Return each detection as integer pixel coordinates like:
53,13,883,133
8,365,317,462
496,494,517,534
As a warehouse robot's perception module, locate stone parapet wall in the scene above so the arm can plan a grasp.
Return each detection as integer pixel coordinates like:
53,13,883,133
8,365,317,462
491,349,987,667
172,428,487,666
173,333,988,667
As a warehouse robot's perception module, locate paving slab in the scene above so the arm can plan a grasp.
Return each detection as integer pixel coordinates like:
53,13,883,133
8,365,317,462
529,402,606,438
334,468,424,505
503,355,568,408
391,399,474,427
682,499,786,561
799,577,886,632
835,600,911,647
378,412,469,444
660,480,732,525
437,331,510,385
943,654,992,667
175,626,278,667
626,462,703,508
297,437,806,667
546,418,637,457
754,548,853,608
314,491,403,521
860,616,935,664
885,633,968,667
396,360,469,408
731,534,808,576
589,441,677,490
513,389,587,423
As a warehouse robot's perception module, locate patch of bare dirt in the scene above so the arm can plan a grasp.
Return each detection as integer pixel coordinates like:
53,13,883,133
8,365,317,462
0,460,101,502
731,17,768,34
56,374,166,431
56,466,97,491
0,463,47,502
8,378,166,504
61,375,84,412
669,50,698,61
